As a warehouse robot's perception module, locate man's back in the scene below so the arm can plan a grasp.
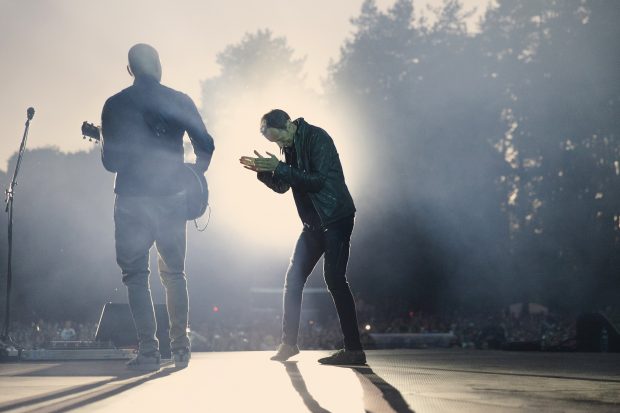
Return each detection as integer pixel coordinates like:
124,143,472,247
101,77,214,196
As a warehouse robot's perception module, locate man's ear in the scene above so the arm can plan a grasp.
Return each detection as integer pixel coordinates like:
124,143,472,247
127,65,134,77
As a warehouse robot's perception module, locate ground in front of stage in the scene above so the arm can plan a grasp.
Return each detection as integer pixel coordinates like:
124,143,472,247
1,349,619,413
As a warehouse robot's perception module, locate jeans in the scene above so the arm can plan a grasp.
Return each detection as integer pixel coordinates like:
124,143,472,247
114,193,190,354
282,215,363,351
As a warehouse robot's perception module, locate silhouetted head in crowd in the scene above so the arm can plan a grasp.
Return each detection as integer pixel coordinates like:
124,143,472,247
127,43,162,82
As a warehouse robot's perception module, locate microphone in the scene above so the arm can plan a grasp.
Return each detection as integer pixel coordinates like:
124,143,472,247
27,107,35,120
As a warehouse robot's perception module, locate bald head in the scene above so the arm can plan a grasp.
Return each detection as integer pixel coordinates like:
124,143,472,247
128,43,162,81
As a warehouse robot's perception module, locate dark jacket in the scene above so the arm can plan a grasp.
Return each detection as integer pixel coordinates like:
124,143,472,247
101,77,215,196
257,118,355,227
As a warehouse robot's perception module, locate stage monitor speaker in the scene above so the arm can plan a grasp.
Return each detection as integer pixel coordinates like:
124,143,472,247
576,313,619,352
95,302,171,358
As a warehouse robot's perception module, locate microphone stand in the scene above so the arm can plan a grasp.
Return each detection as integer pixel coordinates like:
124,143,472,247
1,108,34,350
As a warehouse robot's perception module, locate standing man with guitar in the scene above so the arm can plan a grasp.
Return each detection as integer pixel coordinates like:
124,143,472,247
101,43,214,370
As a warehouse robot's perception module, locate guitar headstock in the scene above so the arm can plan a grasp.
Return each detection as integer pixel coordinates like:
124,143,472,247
81,121,101,143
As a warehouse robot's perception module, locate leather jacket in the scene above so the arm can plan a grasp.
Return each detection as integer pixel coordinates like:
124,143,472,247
257,118,355,227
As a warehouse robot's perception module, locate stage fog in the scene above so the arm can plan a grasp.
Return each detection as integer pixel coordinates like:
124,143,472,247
0,0,619,328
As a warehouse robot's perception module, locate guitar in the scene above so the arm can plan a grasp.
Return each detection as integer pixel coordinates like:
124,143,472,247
81,121,209,221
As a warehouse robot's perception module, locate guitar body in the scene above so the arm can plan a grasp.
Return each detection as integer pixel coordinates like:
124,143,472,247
180,164,209,221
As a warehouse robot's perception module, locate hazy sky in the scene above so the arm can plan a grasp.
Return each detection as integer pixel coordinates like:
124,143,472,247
0,0,489,171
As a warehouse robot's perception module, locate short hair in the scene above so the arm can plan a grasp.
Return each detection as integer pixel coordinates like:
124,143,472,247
261,109,290,130
128,43,161,80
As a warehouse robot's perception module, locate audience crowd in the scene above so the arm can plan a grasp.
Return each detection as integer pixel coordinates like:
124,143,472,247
4,298,608,353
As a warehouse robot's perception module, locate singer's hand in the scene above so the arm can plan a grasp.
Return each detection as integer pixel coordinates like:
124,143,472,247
239,150,279,172
240,155,257,172
239,150,261,172
255,151,279,172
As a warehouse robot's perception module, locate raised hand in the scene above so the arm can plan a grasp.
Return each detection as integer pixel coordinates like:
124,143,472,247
239,150,280,172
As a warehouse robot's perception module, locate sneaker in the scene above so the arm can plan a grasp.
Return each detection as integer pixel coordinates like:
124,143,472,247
318,349,366,366
126,350,161,371
270,343,300,361
173,347,191,369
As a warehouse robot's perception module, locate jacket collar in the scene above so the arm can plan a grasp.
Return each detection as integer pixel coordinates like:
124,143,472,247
293,117,307,145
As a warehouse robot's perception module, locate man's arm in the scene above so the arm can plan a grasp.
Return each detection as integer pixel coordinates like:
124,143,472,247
257,171,290,194
179,94,215,172
273,131,335,193
240,152,290,193
100,97,127,173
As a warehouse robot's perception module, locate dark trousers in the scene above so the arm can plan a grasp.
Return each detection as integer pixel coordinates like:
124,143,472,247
282,215,363,351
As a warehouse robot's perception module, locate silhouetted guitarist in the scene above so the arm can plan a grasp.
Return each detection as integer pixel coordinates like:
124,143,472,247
101,43,214,370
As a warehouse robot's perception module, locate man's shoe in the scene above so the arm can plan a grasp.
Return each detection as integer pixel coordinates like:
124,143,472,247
173,347,191,369
126,350,161,371
318,349,366,365
270,343,300,361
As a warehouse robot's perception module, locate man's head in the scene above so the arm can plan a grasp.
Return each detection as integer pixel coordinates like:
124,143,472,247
127,43,162,82
260,109,296,148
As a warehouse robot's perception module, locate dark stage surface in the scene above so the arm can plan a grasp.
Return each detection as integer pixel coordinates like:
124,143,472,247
1,349,619,412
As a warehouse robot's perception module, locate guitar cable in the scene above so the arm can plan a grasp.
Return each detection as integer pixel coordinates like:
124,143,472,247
193,205,211,232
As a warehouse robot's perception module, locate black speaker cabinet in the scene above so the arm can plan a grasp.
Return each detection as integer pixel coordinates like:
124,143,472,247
95,302,171,358
576,313,619,352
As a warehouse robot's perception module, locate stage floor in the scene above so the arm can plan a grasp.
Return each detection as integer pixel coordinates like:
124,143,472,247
1,349,619,412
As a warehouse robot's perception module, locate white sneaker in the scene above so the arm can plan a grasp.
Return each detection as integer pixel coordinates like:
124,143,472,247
126,350,161,371
270,343,300,361
173,347,191,369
